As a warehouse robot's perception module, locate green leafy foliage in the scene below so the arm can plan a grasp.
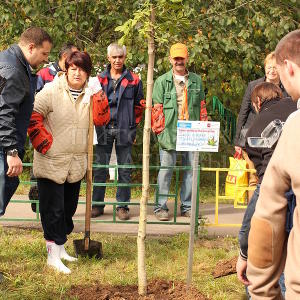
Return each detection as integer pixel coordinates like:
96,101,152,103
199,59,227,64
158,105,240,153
111,0,299,112
0,0,141,70
0,0,298,167
1,0,298,109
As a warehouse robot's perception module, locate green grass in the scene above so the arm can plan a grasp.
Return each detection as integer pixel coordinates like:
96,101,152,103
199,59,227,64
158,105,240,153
0,227,245,300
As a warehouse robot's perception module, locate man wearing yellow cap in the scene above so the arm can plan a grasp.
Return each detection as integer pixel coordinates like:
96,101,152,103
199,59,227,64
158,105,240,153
151,43,206,221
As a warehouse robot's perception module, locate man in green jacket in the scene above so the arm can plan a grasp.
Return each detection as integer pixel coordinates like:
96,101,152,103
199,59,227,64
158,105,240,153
152,43,205,221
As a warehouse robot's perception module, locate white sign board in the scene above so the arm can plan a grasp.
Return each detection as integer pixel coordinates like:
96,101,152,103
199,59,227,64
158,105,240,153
176,120,220,152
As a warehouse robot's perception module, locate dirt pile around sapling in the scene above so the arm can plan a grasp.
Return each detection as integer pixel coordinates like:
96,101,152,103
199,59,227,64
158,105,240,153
68,279,208,300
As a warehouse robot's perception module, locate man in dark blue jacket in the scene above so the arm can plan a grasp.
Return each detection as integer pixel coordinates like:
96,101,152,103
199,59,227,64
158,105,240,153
0,27,52,216
92,43,144,220
36,42,78,92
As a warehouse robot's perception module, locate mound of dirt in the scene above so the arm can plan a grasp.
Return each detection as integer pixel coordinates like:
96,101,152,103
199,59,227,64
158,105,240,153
212,256,238,278
68,279,208,300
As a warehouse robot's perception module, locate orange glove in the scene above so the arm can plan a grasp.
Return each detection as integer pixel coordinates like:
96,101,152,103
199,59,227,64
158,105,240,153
151,103,165,135
93,90,110,126
28,111,53,154
200,99,208,121
134,99,146,125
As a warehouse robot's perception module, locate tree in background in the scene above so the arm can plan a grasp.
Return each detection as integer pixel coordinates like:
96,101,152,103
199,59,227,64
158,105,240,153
0,0,298,166
115,0,299,111
1,0,298,110
0,0,141,65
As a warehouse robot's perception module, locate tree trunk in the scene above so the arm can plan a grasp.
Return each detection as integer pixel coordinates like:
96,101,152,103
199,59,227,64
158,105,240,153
137,4,155,296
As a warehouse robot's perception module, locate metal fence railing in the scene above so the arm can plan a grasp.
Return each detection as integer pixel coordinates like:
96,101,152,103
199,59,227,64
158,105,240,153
1,163,201,233
1,163,256,231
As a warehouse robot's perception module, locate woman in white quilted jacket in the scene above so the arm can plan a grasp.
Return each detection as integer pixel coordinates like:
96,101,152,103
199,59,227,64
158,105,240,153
28,51,109,274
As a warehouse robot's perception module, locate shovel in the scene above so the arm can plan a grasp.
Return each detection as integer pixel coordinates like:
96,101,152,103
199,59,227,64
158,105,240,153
73,97,103,259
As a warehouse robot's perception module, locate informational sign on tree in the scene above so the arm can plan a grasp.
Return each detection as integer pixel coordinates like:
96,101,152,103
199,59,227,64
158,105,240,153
176,120,220,152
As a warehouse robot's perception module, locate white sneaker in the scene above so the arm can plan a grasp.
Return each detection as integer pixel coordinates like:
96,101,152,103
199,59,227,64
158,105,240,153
46,241,71,274
60,244,78,262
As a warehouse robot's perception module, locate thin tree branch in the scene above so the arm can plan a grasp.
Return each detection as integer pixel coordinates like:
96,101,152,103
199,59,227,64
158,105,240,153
200,0,257,22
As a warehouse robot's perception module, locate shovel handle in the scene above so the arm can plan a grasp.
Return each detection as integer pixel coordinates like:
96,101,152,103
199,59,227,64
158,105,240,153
84,96,94,250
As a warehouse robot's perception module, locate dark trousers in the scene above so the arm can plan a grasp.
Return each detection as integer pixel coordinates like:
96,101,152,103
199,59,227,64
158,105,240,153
92,128,132,211
239,184,286,298
238,184,260,257
0,149,21,216
37,178,81,245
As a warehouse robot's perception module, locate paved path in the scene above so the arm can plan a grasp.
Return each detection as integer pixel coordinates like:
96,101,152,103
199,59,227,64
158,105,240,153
0,195,245,237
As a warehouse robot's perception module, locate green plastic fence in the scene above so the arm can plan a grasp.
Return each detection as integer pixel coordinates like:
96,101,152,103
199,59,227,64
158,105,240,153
210,96,237,144
0,163,201,234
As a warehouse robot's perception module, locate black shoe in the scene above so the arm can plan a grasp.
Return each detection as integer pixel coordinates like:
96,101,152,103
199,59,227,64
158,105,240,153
117,208,130,220
29,185,39,213
91,207,104,218
31,203,37,213
181,210,191,217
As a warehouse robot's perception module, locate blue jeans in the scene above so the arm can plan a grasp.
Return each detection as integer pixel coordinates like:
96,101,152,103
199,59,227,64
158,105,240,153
92,128,132,210
240,184,286,298
0,149,20,216
246,273,286,299
154,149,193,214
239,185,260,257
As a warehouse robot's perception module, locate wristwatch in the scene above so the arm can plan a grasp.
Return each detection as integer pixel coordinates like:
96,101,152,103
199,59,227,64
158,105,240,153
6,149,18,157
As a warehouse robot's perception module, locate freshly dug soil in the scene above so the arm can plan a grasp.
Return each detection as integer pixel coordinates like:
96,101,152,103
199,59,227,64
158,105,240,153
68,279,208,300
212,256,238,278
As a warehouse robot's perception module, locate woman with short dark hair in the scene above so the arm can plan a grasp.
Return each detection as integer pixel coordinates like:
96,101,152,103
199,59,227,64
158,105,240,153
28,51,109,274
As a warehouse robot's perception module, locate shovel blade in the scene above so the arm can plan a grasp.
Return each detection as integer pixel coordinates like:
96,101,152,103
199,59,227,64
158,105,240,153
73,239,103,259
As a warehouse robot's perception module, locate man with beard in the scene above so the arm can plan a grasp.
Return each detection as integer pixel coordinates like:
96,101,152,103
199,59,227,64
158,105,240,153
151,43,206,221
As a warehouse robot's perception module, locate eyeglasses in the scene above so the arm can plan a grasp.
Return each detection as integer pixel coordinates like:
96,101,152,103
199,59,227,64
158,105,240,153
266,66,277,71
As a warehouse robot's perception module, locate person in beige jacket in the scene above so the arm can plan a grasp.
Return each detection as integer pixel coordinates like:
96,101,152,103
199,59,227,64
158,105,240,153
247,29,300,299
28,51,109,274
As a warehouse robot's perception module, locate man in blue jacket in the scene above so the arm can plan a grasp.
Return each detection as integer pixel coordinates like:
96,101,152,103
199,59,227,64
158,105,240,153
92,43,144,220
36,42,78,92
0,27,52,282
0,27,52,217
